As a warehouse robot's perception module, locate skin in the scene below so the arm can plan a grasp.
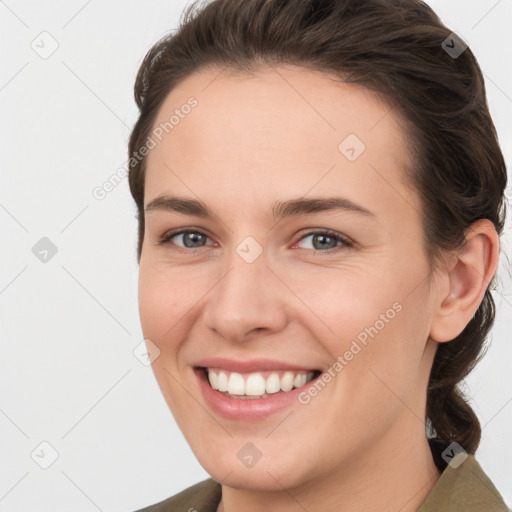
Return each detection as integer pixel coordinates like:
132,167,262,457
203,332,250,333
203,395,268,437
137,64,499,512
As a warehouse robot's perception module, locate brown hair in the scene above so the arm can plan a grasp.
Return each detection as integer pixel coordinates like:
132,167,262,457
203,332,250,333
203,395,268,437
127,0,507,470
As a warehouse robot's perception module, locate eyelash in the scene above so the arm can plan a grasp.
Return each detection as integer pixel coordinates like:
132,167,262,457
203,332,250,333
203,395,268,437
157,228,354,255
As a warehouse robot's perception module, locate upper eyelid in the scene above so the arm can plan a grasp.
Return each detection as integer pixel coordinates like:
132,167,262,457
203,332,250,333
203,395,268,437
160,227,214,243
296,229,351,242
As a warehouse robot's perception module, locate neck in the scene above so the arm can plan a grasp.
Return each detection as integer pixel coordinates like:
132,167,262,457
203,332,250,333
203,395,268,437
217,418,441,512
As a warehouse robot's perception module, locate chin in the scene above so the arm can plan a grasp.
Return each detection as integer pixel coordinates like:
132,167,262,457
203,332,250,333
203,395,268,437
191,443,310,491
207,463,303,491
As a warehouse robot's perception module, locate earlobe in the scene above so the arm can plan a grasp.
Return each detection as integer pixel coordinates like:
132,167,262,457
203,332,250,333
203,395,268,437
429,219,499,343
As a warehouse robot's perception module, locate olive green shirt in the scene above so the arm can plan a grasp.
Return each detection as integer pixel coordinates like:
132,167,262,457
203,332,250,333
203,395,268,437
134,455,510,511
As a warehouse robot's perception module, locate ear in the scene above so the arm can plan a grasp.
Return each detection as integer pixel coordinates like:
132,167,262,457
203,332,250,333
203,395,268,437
429,219,500,343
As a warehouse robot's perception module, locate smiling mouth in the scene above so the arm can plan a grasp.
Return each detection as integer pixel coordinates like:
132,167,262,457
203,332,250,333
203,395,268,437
199,367,322,399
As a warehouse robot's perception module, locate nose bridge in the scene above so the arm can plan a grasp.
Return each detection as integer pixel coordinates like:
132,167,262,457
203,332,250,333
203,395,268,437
202,241,287,342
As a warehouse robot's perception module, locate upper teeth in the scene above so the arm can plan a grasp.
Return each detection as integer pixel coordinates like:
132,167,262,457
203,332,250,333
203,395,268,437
206,369,315,396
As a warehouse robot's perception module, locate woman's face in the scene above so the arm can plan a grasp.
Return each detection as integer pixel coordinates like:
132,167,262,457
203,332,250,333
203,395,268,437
138,65,441,490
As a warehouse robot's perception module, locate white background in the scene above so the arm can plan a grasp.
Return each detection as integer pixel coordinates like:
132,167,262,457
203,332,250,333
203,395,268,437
1,1,511,510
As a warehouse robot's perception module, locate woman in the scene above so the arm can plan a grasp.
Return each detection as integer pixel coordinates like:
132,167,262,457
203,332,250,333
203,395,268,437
127,0,510,510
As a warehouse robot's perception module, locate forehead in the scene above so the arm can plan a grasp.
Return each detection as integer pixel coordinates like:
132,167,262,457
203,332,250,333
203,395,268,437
144,64,418,215
150,64,406,147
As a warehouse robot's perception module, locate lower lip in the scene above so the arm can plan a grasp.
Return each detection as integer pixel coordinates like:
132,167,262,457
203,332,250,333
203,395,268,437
194,368,317,421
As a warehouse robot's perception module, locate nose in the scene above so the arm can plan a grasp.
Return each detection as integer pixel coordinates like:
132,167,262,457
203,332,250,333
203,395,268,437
201,248,288,343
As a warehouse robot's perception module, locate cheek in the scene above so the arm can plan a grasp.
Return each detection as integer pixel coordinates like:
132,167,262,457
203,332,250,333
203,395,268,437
137,262,203,341
289,265,430,403
137,266,203,417
330,290,431,428
287,266,403,345
138,274,169,340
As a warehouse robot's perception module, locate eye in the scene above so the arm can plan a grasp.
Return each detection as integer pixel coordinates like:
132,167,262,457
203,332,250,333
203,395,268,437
294,229,353,254
157,228,353,254
158,229,214,250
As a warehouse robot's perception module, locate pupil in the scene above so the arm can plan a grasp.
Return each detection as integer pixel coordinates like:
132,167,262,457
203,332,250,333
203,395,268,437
313,234,335,250
185,232,204,248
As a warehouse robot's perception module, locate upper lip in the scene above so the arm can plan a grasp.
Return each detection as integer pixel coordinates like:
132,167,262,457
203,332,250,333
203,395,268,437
193,357,319,373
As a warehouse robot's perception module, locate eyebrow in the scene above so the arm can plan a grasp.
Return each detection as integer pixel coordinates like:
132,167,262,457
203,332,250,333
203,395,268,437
144,195,376,220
